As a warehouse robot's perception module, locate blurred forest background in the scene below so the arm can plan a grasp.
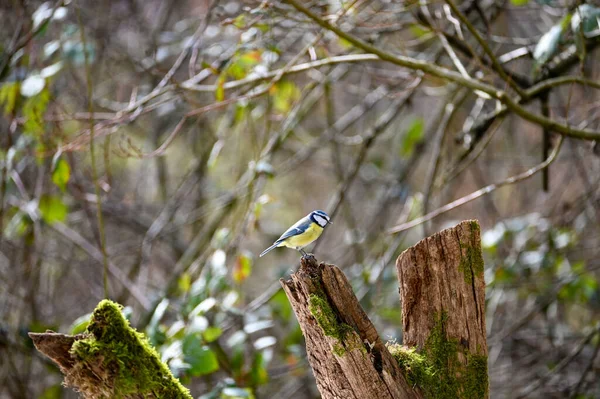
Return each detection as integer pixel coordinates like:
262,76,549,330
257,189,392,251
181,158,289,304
1,0,600,398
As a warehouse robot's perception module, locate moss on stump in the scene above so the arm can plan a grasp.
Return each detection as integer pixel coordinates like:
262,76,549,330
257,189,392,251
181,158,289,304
31,299,192,399
387,312,488,399
308,293,364,357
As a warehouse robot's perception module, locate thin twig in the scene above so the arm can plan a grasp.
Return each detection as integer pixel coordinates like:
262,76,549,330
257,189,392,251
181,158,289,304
50,222,150,309
76,2,109,298
183,54,380,92
443,0,526,97
387,135,565,234
516,323,600,398
570,331,600,397
315,78,422,251
283,0,600,140
422,90,467,230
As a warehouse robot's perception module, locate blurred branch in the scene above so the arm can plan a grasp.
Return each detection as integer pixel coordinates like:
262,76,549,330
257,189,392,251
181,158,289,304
140,158,209,272
76,1,109,298
316,78,423,251
570,332,600,397
184,54,380,92
282,0,600,140
442,0,526,97
50,222,150,310
442,116,504,187
138,195,237,328
0,0,64,80
387,136,565,234
516,323,600,398
462,32,600,144
422,90,467,233
153,0,216,91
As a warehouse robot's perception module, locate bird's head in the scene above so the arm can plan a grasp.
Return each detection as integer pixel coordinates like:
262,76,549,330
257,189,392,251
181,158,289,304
309,210,332,228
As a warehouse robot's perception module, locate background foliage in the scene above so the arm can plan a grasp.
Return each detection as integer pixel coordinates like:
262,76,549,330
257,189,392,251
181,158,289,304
1,0,600,398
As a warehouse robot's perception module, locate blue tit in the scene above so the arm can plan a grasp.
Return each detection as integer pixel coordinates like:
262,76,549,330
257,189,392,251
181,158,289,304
260,210,332,257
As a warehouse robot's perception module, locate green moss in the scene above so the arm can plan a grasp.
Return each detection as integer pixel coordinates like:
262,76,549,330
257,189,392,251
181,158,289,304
386,344,433,387
458,222,485,283
464,353,489,399
69,299,192,398
388,312,488,399
469,220,480,235
308,293,356,356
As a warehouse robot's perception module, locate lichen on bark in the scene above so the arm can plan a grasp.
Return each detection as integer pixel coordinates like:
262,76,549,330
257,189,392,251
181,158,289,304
458,221,485,283
308,293,362,356
388,312,488,399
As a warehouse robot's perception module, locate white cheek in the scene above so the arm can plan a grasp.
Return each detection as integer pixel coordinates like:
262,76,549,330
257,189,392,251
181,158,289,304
314,215,327,227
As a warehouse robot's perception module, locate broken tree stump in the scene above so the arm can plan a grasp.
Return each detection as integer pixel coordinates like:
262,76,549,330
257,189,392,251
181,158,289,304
29,299,192,399
280,220,488,399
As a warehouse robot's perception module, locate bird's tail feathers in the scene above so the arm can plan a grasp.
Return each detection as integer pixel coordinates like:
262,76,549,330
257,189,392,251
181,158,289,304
259,243,279,257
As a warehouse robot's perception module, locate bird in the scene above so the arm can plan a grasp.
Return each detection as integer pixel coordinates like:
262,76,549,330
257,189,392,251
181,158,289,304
259,210,332,257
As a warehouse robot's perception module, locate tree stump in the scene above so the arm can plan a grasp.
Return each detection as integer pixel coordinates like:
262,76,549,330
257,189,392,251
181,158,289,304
29,300,192,399
281,220,488,399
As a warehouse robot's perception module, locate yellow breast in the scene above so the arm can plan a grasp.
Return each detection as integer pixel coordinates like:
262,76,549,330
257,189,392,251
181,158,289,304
280,223,323,249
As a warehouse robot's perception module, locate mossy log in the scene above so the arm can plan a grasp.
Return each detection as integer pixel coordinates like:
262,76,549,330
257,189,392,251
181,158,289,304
280,220,488,399
29,300,192,399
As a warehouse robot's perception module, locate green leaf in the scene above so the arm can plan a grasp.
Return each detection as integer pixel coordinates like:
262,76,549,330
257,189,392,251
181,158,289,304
226,50,262,80
270,80,300,113
23,88,50,135
238,50,261,67
409,24,431,38
216,75,225,102
147,298,169,334
270,289,293,321
0,82,20,115
52,158,70,191
233,252,252,284
203,326,222,343
510,0,530,6
571,5,600,54
69,312,91,334
250,352,269,386
233,14,246,29
183,335,219,376
38,195,68,224
255,23,270,33
533,24,564,66
571,5,600,34
178,272,192,294
400,118,424,157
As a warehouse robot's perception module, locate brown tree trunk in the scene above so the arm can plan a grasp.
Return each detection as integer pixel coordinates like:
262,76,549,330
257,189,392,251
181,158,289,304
281,220,488,399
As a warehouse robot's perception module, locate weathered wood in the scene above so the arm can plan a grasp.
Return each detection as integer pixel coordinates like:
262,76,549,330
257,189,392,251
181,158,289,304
280,256,421,399
397,219,488,398
282,220,488,399
29,331,82,372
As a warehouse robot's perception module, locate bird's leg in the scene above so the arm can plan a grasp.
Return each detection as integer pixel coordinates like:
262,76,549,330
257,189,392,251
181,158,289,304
299,248,308,257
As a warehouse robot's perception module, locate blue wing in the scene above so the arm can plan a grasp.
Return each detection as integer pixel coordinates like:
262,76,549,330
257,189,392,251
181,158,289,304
275,217,311,244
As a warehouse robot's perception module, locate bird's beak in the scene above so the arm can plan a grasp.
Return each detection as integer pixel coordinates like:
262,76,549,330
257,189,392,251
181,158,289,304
327,220,333,225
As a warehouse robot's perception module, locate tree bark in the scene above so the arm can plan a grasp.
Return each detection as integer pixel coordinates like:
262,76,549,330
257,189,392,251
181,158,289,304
397,220,487,356
280,256,421,399
281,220,488,399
